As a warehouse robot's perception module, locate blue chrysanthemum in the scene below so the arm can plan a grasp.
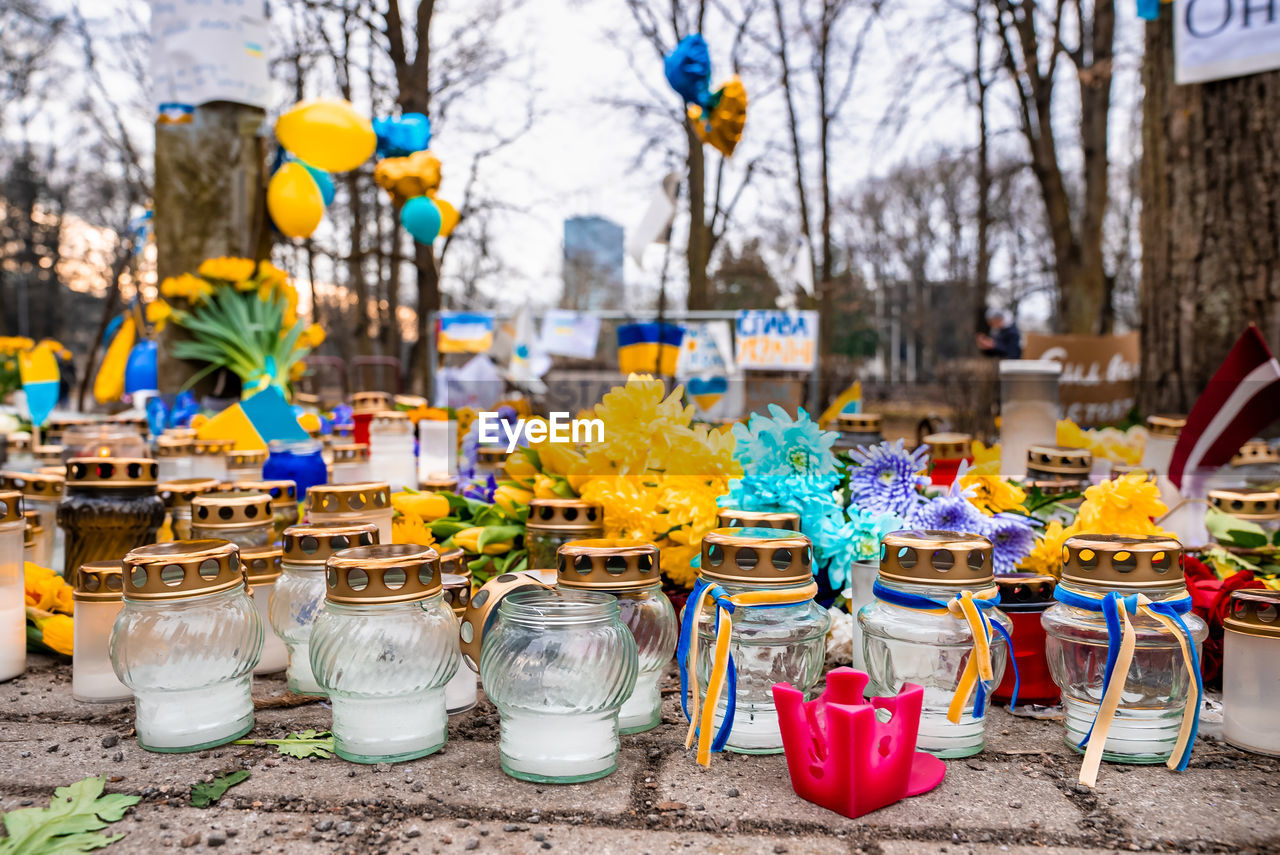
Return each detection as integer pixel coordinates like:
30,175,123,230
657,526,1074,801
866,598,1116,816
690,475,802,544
847,439,929,519
984,513,1037,575
915,494,988,535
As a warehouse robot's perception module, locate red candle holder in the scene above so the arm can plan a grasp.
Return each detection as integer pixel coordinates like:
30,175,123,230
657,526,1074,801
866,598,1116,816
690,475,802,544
992,573,1059,705
923,433,972,488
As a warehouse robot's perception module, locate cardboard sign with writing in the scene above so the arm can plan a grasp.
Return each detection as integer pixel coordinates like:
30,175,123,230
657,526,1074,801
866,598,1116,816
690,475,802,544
735,310,818,371
1023,332,1140,427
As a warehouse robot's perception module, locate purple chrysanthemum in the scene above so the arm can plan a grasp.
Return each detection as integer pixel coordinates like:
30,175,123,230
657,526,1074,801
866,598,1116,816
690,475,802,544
915,495,988,535
984,513,1037,575
847,439,929,519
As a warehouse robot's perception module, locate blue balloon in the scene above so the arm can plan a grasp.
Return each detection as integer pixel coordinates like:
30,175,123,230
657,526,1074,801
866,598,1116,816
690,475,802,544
401,196,442,244
374,113,432,159
301,162,335,206
664,34,712,108
124,339,158,395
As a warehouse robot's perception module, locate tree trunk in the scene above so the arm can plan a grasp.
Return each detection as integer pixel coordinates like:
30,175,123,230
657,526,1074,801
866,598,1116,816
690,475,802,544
154,102,269,396
685,120,711,309
1139,9,1280,414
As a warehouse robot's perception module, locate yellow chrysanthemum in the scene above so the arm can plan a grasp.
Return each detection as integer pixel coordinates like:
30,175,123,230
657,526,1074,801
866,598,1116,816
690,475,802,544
1073,472,1169,534
145,300,172,331
257,260,290,289
961,474,1026,515
392,512,437,547
198,256,256,283
1020,519,1072,577
302,323,325,348
25,562,74,614
160,273,214,303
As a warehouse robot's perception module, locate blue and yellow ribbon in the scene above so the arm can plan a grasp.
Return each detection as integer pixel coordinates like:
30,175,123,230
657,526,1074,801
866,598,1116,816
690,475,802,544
677,575,819,767
1054,586,1202,787
871,580,1015,723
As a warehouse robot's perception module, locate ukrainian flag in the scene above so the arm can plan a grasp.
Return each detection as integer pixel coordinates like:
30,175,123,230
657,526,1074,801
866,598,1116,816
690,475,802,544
618,322,684,375
19,345,60,428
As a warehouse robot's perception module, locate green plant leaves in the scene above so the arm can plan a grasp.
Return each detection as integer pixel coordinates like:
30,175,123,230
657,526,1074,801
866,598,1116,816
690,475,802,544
232,730,334,759
189,771,250,808
0,776,139,855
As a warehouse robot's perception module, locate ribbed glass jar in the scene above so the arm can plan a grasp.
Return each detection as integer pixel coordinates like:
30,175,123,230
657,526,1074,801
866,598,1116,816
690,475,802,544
242,546,288,675
57,458,165,578
478,585,637,783
310,544,459,763
111,541,263,752
1043,534,1206,764
367,412,415,492
157,478,222,542
844,559,879,670
190,491,275,549
307,482,393,544
526,499,603,584
859,531,1010,758
270,523,379,696
232,480,299,542
72,561,130,702
0,491,25,681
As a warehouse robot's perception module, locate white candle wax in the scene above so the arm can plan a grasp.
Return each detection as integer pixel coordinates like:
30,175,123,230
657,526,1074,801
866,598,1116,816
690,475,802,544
1063,698,1182,760
1224,631,1280,756
0,522,26,681
73,599,130,702
285,642,324,695
331,690,448,762
417,420,456,485
445,664,477,714
252,584,290,675
618,669,661,732
131,675,254,751
499,710,618,781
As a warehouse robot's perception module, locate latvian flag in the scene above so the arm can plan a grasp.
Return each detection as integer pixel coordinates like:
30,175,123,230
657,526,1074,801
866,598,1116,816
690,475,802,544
1169,325,1280,494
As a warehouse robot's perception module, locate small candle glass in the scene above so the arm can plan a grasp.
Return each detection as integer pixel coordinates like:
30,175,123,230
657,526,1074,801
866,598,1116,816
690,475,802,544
1223,590,1280,756
23,510,39,564
419,473,458,493
1208,489,1280,536
367,412,416,492
263,440,327,501
226,449,268,483
111,540,263,752
5,435,34,473
329,444,372,483
991,573,1059,706
352,392,393,446
2,470,63,571
153,436,196,482
62,423,147,460
526,499,603,584
34,445,64,469
307,482,393,543
272,522,380,695
925,433,973,488
474,446,507,481
241,546,289,675
232,480,300,541
0,490,25,681
191,439,234,481
310,544,459,763
72,561,131,703
191,491,275,549
1227,440,1280,489
832,413,883,452
157,478,222,541
1026,444,1093,483
441,558,477,715
57,458,165,577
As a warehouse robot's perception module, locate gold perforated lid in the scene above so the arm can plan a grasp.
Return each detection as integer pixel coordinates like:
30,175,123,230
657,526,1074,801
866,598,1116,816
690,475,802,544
191,491,273,529
477,446,506,465
5,434,30,451
330,443,370,464
227,448,268,468
1231,440,1279,467
370,410,411,432
458,572,554,671
0,470,63,498
241,545,282,584
557,539,660,590
700,527,814,585
1208,489,1280,521
879,530,994,587
419,473,458,492
442,573,471,612
193,439,235,457
23,508,40,538
526,498,603,532
1060,534,1182,590
1224,590,1280,638
232,479,298,507
154,436,193,457
1025,478,1087,497
65,457,158,488
837,412,882,433
716,508,801,531
924,433,972,461
73,560,124,602
162,428,198,440
1109,464,1155,480
994,572,1057,607
352,391,393,413
438,546,467,578
325,543,440,605
158,477,223,508
308,482,391,515
122,540,244,600
282,522,380,566
34,445,64,464
1147,415,1185,438
1026,444,1093,475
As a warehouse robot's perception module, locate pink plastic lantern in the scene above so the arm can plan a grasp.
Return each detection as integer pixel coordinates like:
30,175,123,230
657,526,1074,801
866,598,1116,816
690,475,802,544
773,668,945,819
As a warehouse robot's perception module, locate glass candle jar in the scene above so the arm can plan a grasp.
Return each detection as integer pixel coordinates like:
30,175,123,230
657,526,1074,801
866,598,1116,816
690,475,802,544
526,498,603,583
715,508,801,531
307,482,393,544
191,439,234,481
310,544,459,763
1043,534,1207,781
226,449,267,483
1223,590,1280,756
1208,489,1280,535
264,440,327,501
233,480,300,541
34,445,64,469
419,473,458,493
112,540,263,752
1026,444,1093,483
475,446,507,481
352,392,393,445
463,575,637,783
684,528,830,757
72,561,131,702
330,444,372,484
191,491,275,549
57,458,165,577
833,413,883,452
367,412,415,492
241,546,289,675
154,436,196,482
0,491,25,681
441,569,477,714
23,510,39,564
1140,415,1185,476
62,422,147,460
1,470,63,571
558,539,677,734
1228,440,1280,488
272,522,379,695
5,435,34,473
998,360,1061,479
157,478,222,542
860,530,1010,758
925,433,973,488
991,573,1059,706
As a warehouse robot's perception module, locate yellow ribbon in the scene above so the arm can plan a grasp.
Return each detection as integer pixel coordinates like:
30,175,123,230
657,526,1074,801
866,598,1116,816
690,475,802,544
682,580,819,767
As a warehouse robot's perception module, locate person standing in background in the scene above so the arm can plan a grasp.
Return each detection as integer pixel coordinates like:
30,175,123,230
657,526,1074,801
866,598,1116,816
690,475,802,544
977,307,1022,359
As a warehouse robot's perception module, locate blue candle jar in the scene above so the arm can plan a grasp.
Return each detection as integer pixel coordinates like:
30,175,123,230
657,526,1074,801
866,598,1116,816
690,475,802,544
263,441,327,501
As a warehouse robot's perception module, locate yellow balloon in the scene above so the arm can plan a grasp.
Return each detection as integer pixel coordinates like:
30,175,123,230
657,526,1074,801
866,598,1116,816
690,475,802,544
268,163,324,239
275,99,376,172
435,198,460,237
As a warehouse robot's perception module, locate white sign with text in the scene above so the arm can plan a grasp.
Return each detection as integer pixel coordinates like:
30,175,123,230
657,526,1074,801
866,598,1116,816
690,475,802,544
1175,0,1280,84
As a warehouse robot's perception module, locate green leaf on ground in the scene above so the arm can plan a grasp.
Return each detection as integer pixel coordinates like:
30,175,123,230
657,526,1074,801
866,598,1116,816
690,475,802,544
0,776,139,855
189,771,250,808
232,730,334,759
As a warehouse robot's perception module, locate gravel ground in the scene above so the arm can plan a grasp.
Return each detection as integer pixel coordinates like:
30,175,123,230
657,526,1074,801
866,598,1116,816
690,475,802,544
1,653,1277,855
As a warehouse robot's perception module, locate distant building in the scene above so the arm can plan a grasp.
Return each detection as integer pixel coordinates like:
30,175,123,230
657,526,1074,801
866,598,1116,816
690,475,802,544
562,216,624,311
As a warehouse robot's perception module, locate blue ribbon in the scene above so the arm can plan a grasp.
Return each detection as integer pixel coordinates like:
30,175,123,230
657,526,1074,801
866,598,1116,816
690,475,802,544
677,576,739,754
871,579,1017,716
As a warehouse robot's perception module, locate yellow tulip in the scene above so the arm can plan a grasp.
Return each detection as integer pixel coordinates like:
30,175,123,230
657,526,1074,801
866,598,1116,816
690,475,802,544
198,257,256,282
304,323,326,348
391,491,451,522
504,449,537,485
538,444,585,476
36,614,73,656
493,484,533,517
452,526,513,556
533,474,561,500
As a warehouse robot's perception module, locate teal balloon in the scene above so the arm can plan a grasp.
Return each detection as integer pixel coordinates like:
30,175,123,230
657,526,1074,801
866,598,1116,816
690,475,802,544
301,162,335,206
401,196,442,244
